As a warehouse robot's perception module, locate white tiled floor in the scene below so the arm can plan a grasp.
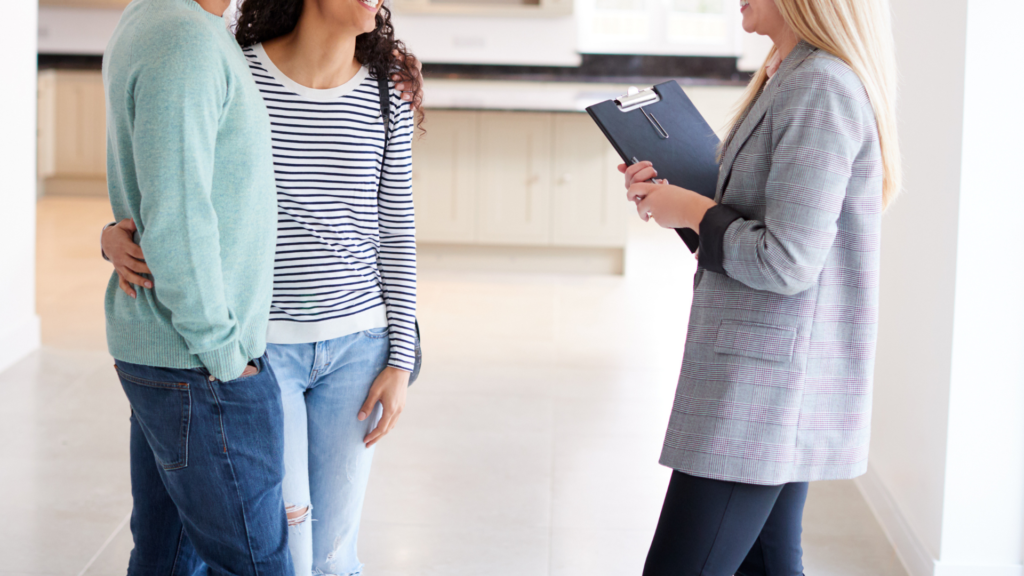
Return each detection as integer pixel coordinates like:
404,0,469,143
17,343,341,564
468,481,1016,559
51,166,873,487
0,197,908,575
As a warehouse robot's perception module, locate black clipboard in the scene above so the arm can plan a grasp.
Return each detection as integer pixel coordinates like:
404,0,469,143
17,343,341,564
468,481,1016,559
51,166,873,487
586,81,720,252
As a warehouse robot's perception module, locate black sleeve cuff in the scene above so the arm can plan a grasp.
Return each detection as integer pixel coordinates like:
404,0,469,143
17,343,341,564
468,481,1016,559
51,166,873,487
675,228,700,253
697,204,743,275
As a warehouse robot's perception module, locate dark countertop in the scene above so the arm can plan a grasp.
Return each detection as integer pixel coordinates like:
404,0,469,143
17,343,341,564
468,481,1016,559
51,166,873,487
39,53,750,88
421,54,748,86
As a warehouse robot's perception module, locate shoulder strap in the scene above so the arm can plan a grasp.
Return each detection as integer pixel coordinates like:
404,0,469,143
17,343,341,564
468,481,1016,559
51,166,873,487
373,74,390,288
373,71,421,373
377,73,391,159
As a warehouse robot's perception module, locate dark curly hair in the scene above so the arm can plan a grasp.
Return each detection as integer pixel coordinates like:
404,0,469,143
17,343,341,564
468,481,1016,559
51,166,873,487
234,0,423,114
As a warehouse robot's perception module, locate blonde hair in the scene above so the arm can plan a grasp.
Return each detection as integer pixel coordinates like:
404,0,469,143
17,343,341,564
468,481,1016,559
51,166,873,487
727,0,901,208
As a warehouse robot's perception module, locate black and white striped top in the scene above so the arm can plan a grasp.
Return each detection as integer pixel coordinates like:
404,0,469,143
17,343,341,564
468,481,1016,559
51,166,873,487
244,44,417,372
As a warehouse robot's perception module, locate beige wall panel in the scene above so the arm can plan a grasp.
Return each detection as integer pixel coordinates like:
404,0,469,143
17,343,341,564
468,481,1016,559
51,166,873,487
477,111,552,246
412,110,479,243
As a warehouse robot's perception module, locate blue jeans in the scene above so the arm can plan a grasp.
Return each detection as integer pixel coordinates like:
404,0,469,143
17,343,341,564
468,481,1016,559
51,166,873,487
115,354,293,576
266,328,390,576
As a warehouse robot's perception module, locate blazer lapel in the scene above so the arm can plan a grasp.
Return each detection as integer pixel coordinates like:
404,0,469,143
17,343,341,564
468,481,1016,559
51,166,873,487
715,41,817,201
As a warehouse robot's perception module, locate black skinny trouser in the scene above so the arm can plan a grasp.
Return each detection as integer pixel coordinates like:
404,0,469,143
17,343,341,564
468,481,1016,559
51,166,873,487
643,471,808,576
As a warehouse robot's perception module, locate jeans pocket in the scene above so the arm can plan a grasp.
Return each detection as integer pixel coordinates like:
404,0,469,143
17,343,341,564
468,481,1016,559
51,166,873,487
115,367,191,471
364,326,389,339
235,360,261,380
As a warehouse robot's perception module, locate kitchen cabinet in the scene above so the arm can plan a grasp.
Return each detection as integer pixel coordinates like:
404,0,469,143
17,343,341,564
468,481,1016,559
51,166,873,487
393,0,572,17
32,69,632,271
412,109,628,273
551,114,625,247
411,111,480,243
576,0,741,57
477,112,553,246
39,0,131,8
37,70,107,196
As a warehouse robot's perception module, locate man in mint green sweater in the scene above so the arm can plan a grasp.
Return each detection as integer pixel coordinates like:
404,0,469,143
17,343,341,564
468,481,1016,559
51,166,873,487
103,0,292,572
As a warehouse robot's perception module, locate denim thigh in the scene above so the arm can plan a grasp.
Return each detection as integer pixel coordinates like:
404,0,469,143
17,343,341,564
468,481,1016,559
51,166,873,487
267,328,390,576
115,354,293,576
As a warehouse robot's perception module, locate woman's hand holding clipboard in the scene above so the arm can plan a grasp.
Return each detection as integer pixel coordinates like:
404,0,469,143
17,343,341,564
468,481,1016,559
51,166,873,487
586,82,722,252
618,159,717,234
622,158,661,217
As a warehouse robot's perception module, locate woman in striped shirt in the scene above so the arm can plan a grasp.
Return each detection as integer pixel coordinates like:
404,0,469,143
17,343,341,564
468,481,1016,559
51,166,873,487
102,0,421,573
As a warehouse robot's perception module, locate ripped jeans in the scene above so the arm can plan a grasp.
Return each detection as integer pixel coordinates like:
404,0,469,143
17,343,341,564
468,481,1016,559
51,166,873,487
266,328,389,576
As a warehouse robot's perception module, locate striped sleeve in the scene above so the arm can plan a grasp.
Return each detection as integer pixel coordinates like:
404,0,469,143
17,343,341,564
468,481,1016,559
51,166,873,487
379,89,417,371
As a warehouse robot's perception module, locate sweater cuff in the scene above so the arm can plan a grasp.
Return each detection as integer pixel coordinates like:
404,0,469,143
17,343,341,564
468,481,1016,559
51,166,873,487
388,359,414,373
100,221,117,262
387,344,416,372
697,204,743,275
197,340,250,382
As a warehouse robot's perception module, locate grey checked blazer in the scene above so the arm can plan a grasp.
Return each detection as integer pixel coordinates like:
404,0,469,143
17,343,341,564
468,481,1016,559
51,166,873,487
660,42,883,485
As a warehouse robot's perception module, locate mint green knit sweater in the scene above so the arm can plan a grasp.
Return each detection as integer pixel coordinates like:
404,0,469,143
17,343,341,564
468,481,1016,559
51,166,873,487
102,0,276,381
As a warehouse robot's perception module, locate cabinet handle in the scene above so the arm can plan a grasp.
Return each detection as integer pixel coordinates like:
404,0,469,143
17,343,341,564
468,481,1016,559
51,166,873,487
527,175,540,185
557,174,573,185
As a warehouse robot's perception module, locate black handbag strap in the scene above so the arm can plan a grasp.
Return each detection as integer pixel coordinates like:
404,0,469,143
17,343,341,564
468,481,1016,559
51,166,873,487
372,73,391,298
377,73,391,158
373,72,391,272
373,72,422,382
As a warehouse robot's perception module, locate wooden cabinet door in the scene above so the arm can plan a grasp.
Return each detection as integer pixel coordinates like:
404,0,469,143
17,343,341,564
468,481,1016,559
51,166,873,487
42,70,107,178
477,112,552,245
412,110,479,243
550,114,627,247
37,71,58,179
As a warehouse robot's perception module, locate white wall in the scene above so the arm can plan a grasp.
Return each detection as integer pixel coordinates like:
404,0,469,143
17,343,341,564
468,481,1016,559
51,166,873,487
0,0,41,373
736,29,771,72
866,0,967,561
941,0,1024,570
860,1,1024,575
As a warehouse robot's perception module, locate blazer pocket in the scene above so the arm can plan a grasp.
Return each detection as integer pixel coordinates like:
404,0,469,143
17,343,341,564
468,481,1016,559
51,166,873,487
714,320,797,363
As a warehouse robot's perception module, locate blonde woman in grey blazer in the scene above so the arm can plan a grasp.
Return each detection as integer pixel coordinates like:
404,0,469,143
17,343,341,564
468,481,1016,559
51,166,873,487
620,0,901,574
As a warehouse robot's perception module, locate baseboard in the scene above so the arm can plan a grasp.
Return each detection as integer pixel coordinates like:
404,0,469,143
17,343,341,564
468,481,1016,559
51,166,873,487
419,243,625,275
855,465,1024,576
934,565,1024,576
0,314,41,375
855,465,937,576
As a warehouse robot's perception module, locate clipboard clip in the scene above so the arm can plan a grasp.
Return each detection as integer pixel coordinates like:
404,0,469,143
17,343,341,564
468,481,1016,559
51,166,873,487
615,86,670,140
